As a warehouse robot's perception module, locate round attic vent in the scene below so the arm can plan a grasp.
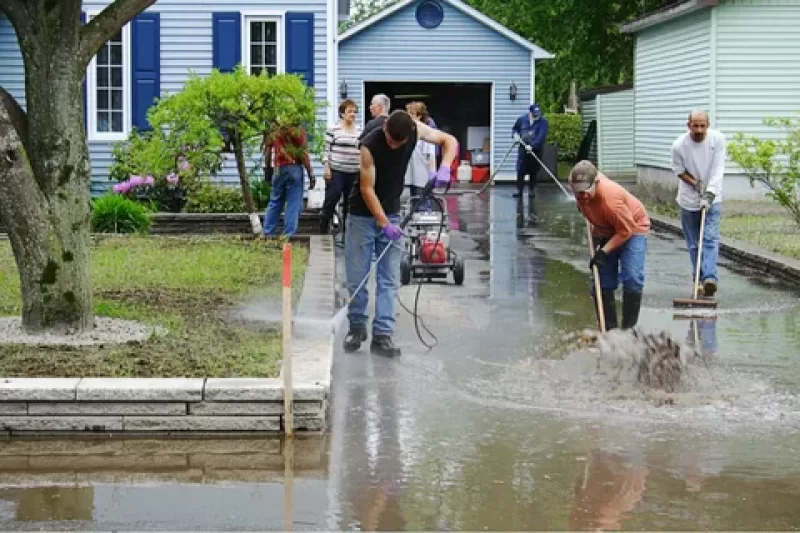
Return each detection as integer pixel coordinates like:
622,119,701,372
416,0,444,29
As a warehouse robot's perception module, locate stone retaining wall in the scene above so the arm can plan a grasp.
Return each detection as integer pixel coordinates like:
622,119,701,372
0,236,337,435
649,213,800,284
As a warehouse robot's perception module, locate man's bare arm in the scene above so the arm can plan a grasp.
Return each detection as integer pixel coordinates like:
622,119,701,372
359,147,390,228
416,121,458,169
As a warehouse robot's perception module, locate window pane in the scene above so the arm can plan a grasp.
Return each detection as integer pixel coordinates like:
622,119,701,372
111,112,123,132
98,45,109,66
97,67,109,88
111,43,122,65
111,67,122,87
265,45,276,67
264,22,276,42
251,44,263,67
111,89,123,110
251,21,263,42
251,66,262,76
97,111,109,132
98,90,109,110
267,66,277,77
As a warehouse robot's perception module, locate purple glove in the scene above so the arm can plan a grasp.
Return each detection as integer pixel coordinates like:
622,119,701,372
429,166,451,187
382,223,403,241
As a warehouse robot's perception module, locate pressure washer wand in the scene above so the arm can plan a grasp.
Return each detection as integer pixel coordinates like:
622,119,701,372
519,140,574,201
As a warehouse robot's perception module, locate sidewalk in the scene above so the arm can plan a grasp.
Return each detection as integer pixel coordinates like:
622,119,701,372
649,212,800,285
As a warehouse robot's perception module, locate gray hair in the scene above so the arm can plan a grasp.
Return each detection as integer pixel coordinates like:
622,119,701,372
570,160,598,186
372,93,390,114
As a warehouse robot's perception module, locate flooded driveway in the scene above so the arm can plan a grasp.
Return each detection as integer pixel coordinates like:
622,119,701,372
1,186,799,530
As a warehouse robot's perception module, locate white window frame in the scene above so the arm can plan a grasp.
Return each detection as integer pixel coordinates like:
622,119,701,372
242,12,285,77
85,11,132,142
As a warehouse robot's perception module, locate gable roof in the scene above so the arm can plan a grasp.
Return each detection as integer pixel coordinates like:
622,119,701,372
338,0,554,60
621,0,718,34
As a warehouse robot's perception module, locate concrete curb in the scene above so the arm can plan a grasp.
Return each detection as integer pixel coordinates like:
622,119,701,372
0,236,337,435
649,212,800,284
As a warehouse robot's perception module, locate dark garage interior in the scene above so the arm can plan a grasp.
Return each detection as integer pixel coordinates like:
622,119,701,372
364,81,492,163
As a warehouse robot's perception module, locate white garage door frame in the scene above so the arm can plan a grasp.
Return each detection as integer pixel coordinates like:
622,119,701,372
360,80,496,176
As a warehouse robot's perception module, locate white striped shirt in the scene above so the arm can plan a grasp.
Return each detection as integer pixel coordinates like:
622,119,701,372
324,123,361,174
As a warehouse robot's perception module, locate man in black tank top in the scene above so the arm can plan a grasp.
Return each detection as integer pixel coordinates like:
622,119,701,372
344,110,458,357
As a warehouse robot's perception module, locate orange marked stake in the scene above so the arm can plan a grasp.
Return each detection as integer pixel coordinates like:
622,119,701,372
282,242,294,437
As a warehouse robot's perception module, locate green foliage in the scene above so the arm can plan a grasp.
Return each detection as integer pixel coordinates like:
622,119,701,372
110,65,325,214
340,0,399,30
728,114,800,226
250,178,272,210
547,113,583,162
91,194,152,234
183,182,245,213
462,0,662,113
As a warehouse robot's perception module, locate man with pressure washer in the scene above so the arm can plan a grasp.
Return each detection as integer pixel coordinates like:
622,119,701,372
671,110,727,298
344,110,458,357
512,103,549,198
569,160,650,330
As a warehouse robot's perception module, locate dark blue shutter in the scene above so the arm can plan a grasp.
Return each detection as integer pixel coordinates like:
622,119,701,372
81,11,87,128
285,12,314,87
212,12,241,72
131,12,160,131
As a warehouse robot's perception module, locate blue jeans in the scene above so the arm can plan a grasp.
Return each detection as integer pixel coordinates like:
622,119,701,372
345,214,402,336
263,165,304,236
680,204,721,283
590,234,648,295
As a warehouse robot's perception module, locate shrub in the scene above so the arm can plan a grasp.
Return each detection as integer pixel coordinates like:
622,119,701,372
548,113,583,162
250,178,272,210
728,114,800,227
183,182,245,213
91,193,152,234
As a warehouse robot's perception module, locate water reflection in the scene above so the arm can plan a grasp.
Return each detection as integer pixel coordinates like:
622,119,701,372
686,318,719,356
569,448,648,531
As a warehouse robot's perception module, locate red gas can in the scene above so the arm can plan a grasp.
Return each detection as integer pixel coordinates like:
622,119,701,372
420,241,447,264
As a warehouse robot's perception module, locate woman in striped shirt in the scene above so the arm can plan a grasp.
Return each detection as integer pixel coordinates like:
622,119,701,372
320,99,362,234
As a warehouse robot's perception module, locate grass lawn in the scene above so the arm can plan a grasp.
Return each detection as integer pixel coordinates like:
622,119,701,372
0,236,308,378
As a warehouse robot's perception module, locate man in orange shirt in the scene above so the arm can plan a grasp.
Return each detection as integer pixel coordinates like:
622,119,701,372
569,160,650,330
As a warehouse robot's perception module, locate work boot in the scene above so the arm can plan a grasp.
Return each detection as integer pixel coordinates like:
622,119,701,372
370,335,401,358
599,290,618,330
621,290,643,329
343,327,368,353
703,279,717,297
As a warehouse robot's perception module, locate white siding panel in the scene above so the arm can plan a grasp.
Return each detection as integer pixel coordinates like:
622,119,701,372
338,0,534,176
715,0,800,152
633,9,711,169
597,90,634,174
0,1,330,196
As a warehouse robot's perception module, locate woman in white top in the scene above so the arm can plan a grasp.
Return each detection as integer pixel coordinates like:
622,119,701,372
404,101,437,199
321,99,362,234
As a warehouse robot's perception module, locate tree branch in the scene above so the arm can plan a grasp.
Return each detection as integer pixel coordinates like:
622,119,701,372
0,1,31,41
78,0,156,69
0,86,29,155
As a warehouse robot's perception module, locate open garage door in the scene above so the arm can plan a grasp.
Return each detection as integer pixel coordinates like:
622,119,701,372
364,81,492,170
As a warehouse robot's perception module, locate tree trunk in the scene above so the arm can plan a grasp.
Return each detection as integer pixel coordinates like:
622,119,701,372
0,40,93,333
232,135,263,235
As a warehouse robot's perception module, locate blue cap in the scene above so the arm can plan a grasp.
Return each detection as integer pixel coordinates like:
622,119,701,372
529,103,540,114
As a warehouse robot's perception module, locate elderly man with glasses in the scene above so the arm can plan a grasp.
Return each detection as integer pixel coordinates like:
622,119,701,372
569,160,651,331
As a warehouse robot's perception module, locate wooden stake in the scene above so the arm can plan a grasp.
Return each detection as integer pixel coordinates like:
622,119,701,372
283,437,294,531
282,242,293,437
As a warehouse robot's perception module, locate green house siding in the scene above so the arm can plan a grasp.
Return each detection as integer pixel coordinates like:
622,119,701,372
633,9,711,169
597,89,634,174
580,99,598,164
716,0,800,151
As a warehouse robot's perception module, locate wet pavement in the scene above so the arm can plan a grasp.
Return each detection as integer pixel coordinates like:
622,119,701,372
1,186,800,530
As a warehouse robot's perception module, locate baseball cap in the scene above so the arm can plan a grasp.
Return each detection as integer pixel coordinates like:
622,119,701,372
529,103,541,114
569,160,598,193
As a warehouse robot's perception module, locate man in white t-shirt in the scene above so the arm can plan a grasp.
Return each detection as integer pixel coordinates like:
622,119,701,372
670,110,727,297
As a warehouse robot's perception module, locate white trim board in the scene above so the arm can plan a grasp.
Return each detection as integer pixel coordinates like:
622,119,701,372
339,0,554,60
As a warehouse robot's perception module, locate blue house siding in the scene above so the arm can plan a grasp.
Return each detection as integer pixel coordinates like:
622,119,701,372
0,1,330,197
338,0,535,178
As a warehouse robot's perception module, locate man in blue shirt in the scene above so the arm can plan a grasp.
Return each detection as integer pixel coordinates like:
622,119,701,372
512,103,549,198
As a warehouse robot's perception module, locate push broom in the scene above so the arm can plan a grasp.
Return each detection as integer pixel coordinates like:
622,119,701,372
673,206,718,309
